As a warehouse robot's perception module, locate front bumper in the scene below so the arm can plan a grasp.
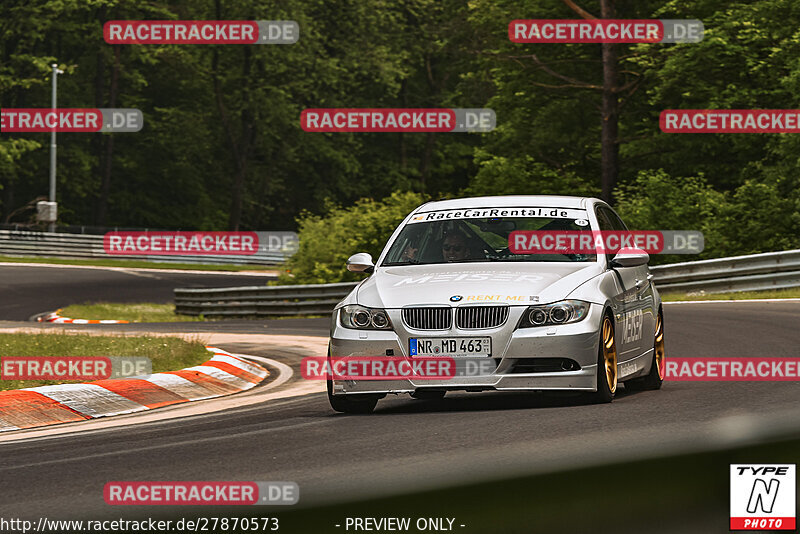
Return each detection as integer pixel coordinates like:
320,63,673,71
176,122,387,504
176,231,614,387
329,303,603,395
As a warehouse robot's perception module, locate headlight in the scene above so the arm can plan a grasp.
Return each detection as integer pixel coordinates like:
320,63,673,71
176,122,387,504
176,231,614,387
340,305,392,330
519,300,590,328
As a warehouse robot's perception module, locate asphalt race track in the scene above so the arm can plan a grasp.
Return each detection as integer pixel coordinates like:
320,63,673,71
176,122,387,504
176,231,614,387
0,264,277,321
1,264,799,533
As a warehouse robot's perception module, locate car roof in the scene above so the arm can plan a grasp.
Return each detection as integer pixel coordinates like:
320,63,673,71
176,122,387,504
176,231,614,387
414,195,600,213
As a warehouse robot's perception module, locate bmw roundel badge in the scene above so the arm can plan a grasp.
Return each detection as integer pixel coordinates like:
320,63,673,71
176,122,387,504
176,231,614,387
450,295,463,302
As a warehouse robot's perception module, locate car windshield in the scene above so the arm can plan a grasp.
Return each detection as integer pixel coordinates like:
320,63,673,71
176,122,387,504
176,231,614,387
381,212,597,265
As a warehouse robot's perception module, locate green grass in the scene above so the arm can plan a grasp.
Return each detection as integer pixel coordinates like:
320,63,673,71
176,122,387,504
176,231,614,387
60,302,205,323
0,255,278,272
0,332,210,390
662,287,800,302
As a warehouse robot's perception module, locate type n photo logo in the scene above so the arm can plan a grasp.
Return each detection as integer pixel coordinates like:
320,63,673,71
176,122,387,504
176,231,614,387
730,464,795,530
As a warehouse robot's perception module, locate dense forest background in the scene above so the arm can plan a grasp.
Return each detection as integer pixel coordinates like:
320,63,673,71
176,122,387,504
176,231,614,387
2,0,799,280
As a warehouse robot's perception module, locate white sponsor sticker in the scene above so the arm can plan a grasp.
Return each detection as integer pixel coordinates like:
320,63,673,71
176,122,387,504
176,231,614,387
393,272,544,286
409,207,587,223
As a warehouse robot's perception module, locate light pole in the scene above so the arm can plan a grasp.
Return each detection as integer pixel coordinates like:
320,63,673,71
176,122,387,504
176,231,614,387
48,63,64,232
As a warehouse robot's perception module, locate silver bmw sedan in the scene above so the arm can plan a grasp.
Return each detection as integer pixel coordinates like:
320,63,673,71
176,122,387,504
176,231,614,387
327,195,665,413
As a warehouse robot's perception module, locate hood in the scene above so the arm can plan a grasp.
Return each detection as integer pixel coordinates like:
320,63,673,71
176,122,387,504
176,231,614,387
355,262,604,308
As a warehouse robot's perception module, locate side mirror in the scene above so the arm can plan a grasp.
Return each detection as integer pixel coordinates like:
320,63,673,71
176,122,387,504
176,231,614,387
346,252,375,273
610,248,649,268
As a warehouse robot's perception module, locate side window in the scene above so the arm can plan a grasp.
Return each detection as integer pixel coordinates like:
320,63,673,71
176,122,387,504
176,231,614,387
595,207,615,231
596,206,627,231
605,208,628,231
595,206,629,266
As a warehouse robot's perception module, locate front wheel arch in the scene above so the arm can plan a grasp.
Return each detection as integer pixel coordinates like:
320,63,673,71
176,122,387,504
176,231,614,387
588,308,617,403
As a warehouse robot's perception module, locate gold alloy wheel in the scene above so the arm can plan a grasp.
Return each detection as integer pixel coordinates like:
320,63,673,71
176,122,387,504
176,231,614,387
654,313,666,380
602,317,618,394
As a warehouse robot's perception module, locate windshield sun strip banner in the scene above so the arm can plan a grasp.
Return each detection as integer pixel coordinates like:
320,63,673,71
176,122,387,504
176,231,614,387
408,207,587,223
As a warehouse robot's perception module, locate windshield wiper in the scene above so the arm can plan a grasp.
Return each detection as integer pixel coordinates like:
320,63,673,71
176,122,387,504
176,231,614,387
382,260,419,266
449,257,503,263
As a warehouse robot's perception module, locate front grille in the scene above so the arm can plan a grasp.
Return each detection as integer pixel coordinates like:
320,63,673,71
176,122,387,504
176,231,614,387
455,306,509,329
402,307,452,330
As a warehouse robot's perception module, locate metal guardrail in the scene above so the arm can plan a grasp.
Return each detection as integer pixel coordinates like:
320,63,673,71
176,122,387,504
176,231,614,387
0,229,290,266
174,282,359,317
650,249,800,293
174,249,800,317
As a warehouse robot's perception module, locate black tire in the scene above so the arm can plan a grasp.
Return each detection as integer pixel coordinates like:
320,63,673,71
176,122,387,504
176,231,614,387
588,313,617,404
327,376,380,413
410,389,446,400
625,310,665,391
325,347,380,413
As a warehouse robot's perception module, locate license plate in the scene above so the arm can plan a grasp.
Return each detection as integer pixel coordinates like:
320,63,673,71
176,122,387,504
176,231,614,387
409,337,491,357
